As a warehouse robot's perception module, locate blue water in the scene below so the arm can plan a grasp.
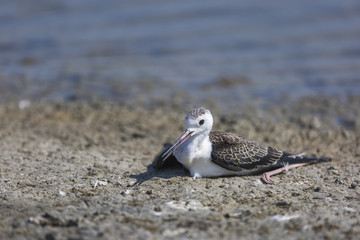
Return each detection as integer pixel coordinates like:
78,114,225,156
0,0,359,105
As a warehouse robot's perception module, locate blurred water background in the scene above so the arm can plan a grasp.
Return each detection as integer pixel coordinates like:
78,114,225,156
0,0,359,108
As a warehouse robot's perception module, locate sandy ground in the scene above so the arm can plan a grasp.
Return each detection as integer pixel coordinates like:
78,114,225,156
0,96,359,239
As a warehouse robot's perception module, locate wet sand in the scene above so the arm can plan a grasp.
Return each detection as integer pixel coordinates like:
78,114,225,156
0,96,359,239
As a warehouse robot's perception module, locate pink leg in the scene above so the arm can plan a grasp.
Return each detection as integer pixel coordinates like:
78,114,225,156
261,163,309,184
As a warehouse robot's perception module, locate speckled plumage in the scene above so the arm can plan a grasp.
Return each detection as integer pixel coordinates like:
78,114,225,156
186,107,207,120
209,131,287,172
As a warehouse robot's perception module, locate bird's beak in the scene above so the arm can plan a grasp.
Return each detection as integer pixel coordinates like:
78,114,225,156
162,130,194,161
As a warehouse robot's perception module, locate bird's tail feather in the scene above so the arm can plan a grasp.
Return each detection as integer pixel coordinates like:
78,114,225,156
278,151,331,165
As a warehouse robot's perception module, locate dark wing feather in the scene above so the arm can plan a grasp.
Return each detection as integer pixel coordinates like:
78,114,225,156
209,131,284,171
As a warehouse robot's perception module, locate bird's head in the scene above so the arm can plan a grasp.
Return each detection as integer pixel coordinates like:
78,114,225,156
162,107,213,160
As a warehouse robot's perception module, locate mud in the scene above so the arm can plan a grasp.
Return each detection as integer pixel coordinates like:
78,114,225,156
0,97,359,239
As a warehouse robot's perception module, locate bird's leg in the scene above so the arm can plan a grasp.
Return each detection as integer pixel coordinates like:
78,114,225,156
261,163,309,184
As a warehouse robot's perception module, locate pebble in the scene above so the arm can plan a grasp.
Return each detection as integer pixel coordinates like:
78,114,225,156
349,183,356,189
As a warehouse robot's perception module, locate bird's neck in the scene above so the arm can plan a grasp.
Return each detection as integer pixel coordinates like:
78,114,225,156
190,130,211,149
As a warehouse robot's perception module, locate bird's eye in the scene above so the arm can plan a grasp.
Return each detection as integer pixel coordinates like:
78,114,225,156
199,119,205,125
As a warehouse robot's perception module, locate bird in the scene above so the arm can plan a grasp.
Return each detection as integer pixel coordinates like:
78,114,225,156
161,107,330,184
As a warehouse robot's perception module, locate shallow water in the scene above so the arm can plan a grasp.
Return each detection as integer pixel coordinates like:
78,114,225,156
0,0,359,105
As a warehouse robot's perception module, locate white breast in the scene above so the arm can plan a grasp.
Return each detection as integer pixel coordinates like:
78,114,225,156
174,135,236,178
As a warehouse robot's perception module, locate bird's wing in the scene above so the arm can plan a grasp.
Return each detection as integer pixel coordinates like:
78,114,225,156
209,131,284,171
